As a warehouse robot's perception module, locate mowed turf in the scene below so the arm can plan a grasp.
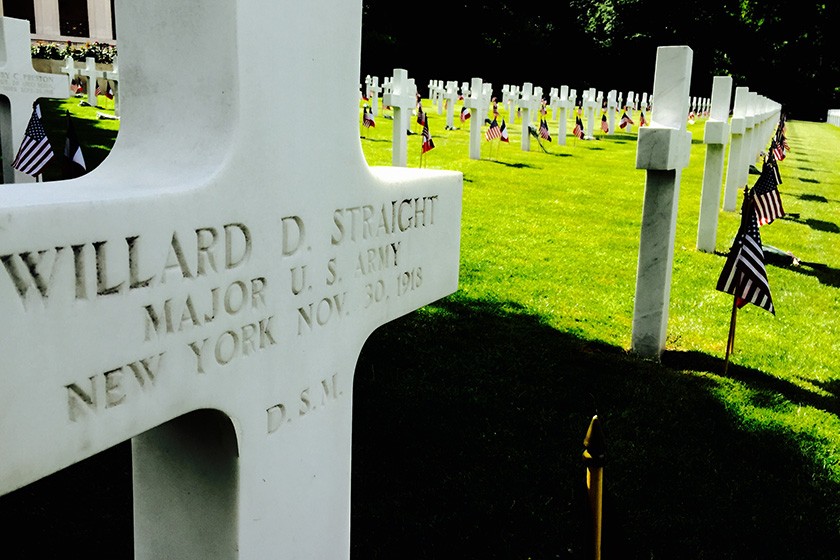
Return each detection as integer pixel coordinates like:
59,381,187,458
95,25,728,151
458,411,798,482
1,97,837,559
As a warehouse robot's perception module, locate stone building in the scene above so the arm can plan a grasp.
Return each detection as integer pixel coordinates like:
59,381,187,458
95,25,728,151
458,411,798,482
1,0,115,44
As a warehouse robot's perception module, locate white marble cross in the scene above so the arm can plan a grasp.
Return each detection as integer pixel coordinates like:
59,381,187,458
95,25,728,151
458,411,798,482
368,76,381,116
79,56,102,107
518,82,537,151
722,86,750,211
382,68,416,167
0,2,462,559
463,77,485,160
554,85,573,145
631,45,693,360
104,55,120,116
606,89,617,134
583,87,598,139
696,75,733,253
0,16,70,184
443,80,459,129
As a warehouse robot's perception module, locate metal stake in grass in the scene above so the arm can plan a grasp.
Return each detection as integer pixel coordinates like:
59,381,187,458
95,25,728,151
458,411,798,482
583,415,606,560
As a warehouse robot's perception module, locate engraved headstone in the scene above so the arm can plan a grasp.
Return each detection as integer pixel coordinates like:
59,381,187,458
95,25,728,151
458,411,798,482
0,16,70,184
631,45,693,359
0,2,462,559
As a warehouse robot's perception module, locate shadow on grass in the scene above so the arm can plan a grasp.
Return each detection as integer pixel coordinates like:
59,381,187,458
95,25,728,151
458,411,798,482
351,295,840,560
742,248,840,288
799,177,821,184
361,137,391,143
487,161,538,169
780,215,840,234
1,296,837,559
794,193,829,203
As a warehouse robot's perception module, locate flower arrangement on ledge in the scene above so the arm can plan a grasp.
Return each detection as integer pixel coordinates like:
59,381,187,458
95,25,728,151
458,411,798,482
31,40,117,64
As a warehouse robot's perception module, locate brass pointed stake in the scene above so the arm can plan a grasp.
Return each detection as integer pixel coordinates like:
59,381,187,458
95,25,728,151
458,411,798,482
583,415,606,560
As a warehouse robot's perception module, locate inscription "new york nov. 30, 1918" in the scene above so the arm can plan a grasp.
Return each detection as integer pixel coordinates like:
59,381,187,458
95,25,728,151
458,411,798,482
1,194,440,429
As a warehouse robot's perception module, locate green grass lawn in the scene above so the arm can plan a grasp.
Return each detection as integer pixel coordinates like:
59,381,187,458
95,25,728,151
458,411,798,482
351,102,840,558
5,98,839,559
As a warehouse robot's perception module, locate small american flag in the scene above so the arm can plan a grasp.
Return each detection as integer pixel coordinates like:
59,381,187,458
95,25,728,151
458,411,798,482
639,111,647,127
573,116,585,139
421,118,435,153
416,105,426,126
600,114,609,133
12,103,55,177
716,191,775,314
619,111,634,129
485,117,501,141
751,157,784,226
362,106,375,128
770,139,785,162
94,79,102,97
539,118,552,141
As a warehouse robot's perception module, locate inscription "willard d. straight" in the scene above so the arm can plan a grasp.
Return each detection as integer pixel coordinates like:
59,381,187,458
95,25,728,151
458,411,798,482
0,223,251,307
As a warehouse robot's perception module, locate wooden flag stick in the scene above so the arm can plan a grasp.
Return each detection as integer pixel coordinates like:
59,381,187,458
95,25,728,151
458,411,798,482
724,296,738,374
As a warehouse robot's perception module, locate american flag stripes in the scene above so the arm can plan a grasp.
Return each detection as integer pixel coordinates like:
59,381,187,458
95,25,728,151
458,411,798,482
362,106,375,128
94,79,102,97
619,111,634,129
485,117,501,141
751,157,784,226
539,118,551,141
716,192,775,314
11,103,55,177
421,118,435,154
770,138,785,161
573,116,585,139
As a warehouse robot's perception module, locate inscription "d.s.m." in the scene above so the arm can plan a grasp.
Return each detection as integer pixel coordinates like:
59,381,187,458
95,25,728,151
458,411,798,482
1,223,251,307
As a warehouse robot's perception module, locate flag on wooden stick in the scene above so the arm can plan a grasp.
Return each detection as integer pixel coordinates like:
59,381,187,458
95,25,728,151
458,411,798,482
421,118,435,154
11,102,55,177
716,189,775,315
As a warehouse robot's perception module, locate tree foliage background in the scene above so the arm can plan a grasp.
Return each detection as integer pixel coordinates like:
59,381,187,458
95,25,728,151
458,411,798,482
362,0,839,121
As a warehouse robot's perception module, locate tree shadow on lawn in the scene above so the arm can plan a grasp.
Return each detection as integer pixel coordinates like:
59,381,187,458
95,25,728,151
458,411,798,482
351,295,840,560
1,296,837,560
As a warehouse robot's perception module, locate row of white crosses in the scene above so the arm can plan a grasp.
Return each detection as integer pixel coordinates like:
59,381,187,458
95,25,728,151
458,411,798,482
722,87,782,212
633,45,783,360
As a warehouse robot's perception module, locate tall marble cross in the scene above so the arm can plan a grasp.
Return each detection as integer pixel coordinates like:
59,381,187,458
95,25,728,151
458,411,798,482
0,1,462,558
0,16,70,183
631,46,693,359
382,68,416,167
